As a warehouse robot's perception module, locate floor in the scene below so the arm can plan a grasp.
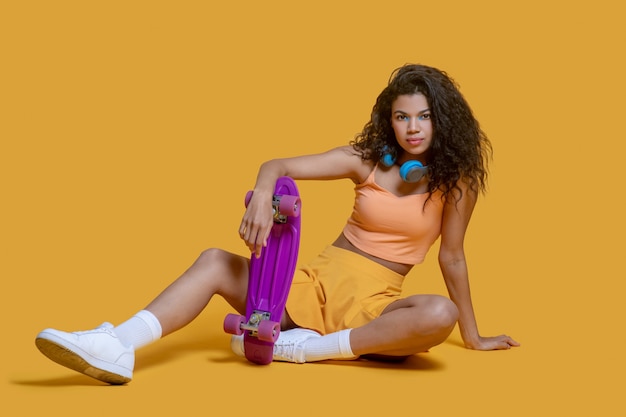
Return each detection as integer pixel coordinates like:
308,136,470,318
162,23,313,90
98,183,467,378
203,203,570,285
2,1,624,416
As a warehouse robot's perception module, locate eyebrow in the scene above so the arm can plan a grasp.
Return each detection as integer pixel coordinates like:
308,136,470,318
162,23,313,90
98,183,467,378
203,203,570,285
393,108,431,115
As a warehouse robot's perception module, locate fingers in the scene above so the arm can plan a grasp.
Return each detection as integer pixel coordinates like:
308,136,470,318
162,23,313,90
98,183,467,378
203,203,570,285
239,215,269,258
239,191,273,257
506,335,521,347
497,334,520,350
252,236,267,259
239,224,264,257
469,334,520,351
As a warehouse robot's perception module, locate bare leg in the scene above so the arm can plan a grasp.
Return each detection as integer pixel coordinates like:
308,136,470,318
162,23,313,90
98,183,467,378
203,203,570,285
349,294,459,357
144,248,250,337
34,247,256,384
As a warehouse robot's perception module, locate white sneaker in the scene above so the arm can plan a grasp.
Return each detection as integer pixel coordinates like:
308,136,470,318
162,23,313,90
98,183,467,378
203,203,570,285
35,322,134,384
231,328,321,363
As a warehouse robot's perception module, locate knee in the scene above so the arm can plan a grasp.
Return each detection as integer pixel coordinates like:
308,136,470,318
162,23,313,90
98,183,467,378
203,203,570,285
195,247,248,287
432,296,459,329
197,247,243,268
198,247,226,263
189,248,233,282
423,295,459,334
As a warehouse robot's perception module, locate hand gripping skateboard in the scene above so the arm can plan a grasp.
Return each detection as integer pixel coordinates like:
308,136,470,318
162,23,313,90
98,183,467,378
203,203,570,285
223,176,301,365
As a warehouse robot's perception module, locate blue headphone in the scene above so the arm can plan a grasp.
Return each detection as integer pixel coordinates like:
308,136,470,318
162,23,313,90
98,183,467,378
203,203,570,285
381,147,428,183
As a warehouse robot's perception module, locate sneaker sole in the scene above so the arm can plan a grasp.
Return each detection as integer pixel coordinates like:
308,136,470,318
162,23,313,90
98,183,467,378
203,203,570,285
35,337,131,385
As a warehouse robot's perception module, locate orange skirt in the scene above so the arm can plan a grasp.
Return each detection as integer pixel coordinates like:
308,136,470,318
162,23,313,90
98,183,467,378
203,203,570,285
285,245,405,335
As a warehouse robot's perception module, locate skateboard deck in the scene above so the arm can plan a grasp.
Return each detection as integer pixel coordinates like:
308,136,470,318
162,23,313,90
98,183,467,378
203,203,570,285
223,176,301,364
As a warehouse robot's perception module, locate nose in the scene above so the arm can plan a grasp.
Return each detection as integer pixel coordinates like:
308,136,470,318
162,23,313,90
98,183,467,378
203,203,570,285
408,117,420,133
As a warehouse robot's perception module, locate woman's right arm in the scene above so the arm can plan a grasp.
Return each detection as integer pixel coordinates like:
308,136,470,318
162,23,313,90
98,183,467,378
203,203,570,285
239,146,367,257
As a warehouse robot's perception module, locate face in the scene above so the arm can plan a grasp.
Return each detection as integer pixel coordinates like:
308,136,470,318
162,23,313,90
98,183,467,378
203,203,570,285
390,93,433,163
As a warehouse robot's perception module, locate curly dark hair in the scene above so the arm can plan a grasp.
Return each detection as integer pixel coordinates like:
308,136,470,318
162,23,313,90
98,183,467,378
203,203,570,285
351,64,492,203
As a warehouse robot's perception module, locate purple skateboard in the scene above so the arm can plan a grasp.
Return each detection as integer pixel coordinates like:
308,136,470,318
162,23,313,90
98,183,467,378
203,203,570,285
223,177,301,365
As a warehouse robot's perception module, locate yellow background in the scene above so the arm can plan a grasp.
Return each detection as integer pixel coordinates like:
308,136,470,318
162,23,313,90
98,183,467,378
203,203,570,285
2,1,624,415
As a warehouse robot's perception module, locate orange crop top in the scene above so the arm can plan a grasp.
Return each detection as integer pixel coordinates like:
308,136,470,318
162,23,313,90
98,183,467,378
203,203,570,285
342,164,444,264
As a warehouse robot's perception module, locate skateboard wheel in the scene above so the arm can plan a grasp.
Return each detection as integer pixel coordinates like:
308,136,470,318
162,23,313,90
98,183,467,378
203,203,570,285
278,195,301,217
244,191,253,207
258,320,280,342
223,314,245,336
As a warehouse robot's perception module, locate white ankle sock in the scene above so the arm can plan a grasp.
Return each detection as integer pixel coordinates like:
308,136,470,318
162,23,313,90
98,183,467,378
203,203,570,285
302,329,356,362
113,310,162,350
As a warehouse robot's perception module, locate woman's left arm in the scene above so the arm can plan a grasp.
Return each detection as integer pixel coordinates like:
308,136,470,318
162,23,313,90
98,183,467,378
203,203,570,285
438,181,520,350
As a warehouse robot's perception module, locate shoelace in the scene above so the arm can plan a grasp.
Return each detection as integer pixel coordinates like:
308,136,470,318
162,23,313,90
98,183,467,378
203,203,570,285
273,340,300,362
75,323,114,336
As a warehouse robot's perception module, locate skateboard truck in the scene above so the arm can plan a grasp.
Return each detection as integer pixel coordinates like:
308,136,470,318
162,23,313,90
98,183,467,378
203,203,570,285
241,310,272,335
273,195,296,223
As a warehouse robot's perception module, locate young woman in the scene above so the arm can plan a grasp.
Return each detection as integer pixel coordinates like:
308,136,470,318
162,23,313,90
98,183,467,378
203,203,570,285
36,64,519,385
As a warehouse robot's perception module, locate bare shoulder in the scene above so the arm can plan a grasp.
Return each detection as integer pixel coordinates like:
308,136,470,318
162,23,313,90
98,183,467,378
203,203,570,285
330,145,374,183
443,179,479,212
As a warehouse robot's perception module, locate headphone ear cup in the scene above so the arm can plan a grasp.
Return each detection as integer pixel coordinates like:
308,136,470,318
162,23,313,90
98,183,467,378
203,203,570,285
399,160,427,183
381,152,396,167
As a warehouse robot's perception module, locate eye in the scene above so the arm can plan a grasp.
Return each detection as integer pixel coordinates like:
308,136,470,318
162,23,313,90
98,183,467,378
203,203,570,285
395,114,409,121
418,113,431,121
